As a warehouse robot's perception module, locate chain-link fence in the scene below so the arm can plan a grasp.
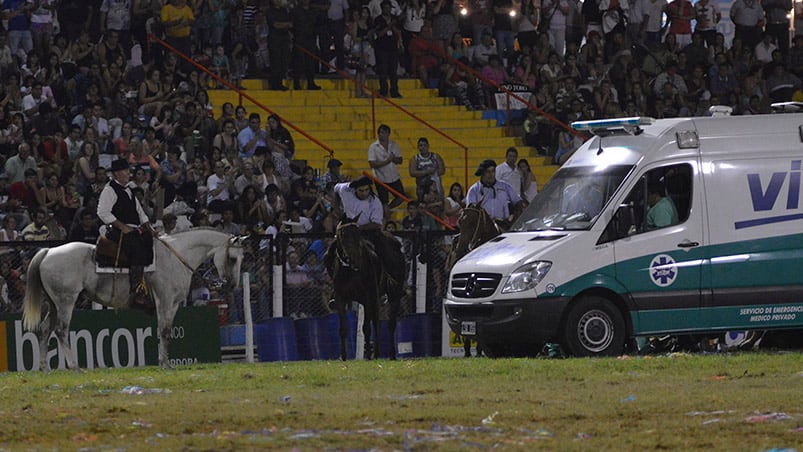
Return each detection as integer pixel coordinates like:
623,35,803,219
0,230,457,325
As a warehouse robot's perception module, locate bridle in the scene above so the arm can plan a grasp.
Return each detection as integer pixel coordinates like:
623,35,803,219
460,206,499,252
155,235,242,287
334,222,361,271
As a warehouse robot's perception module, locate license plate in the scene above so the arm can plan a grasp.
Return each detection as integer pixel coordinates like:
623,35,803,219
461,321,476,335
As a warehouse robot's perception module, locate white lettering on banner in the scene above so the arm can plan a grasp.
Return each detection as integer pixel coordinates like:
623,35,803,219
739,305,801,323
112,329,135,368
168,357,198,366
13,321,153,371
494,92,532,111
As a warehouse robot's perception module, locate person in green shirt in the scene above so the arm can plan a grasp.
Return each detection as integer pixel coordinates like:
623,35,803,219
645,181,679,231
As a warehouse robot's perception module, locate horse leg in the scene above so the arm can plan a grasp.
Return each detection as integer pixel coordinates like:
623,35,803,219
53,310,79,371
335,299,349,361
386,281,400,360
362,303,379,359
156,295,179,369
36,315,54,373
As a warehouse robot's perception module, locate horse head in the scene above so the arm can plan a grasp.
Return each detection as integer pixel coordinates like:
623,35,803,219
334,221,363,271
212,235,246,289
450,203,501,266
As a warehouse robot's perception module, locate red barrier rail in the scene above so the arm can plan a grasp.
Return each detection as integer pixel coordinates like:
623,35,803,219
295,44,471,190
362,171,454,231
432,45,583,139
148,34,335,159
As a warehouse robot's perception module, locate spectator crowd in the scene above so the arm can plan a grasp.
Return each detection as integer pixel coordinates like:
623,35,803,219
0,0,799,315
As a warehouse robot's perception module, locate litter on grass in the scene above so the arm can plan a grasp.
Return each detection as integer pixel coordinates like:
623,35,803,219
744,412,793,423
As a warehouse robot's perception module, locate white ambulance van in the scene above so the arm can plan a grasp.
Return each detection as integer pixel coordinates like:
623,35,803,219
444,113,803,357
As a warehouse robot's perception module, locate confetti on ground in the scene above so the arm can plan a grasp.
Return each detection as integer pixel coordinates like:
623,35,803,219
745,412,793,423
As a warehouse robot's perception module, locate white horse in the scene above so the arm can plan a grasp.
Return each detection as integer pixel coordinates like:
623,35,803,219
22,228,244,371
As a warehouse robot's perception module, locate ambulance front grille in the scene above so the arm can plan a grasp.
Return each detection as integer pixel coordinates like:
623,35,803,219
450,273,502,299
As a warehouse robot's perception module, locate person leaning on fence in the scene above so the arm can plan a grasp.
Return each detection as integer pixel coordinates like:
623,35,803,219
97,158,157,313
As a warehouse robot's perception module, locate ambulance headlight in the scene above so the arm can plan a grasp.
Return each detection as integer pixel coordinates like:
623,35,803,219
501,261,552,294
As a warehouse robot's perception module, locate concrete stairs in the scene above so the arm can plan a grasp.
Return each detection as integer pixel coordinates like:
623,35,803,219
208,78,559,205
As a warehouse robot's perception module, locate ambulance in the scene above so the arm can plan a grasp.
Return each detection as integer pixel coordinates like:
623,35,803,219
444,112,803,357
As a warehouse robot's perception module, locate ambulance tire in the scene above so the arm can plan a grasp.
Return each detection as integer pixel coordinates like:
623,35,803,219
561,296,626,357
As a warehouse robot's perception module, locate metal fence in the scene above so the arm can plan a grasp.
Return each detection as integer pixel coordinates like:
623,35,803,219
0,230,457,325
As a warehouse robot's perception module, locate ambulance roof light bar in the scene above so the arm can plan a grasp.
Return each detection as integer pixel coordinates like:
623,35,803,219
571,117,655,136
770,102,803,113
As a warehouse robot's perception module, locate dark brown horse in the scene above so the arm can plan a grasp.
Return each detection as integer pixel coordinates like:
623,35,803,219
324,219,405,360
446,204,502,357
447,204,502,269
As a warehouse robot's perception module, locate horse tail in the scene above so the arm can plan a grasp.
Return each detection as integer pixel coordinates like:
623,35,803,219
22,248,49,332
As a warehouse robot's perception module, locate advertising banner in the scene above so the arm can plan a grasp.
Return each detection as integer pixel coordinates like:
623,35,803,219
0,306,220,372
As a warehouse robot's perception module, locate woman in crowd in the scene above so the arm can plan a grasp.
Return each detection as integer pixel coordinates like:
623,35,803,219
444,182,465,228
347,6,374,98
212,118,239,160
75,142,99,198
139,67,169,117
518,159,538,202
150,105,177,143
236,184,272,231
267,114,295,160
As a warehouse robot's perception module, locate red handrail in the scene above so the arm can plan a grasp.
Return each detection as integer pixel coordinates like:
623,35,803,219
434,45,584,139
362,171,454,230
147,34,335,159
294,44,471,190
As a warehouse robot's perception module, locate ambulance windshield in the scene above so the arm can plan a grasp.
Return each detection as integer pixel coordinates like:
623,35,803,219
511,165,632,231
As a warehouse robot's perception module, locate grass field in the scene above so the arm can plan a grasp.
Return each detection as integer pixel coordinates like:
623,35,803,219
0,352,800,450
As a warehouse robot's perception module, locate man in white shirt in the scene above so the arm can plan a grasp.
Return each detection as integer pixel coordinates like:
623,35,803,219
206,160,233,213
21,81,55,119
495,147,522,199
64,125,84,161
367,123,407,212
468,32,498,67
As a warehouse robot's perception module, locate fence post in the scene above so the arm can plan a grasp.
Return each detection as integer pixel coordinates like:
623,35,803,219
242,272,254,363
272,264,283,318
415,255,427,314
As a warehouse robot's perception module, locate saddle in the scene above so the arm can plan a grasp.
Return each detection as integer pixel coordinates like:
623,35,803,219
95,235,131,268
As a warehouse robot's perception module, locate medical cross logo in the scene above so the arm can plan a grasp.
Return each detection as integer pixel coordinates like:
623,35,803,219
650,254,677,287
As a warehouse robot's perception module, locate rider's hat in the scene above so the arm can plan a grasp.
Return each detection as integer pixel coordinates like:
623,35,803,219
349,175,373,189
110,159,130,173
475,159,497,176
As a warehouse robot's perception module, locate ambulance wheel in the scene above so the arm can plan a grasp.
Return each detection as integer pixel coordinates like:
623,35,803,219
561,296,625,357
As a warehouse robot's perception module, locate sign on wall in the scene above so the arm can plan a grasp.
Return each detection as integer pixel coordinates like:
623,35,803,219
0,306,220,372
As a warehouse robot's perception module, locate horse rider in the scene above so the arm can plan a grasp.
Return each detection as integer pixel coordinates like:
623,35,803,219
329,175,404,279
97,158,156,312
466,159,527,230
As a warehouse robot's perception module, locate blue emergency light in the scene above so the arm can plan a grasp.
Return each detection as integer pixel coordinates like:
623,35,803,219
571,117,655,132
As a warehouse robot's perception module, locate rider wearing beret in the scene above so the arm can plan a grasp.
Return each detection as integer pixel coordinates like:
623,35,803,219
466,159,526,229
97,158,156,312
326,175,404,284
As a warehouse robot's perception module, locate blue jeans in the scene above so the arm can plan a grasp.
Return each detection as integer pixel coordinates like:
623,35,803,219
7,30,32,57
494,30,515,59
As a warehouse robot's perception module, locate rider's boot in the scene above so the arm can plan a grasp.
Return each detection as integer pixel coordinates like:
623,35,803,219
128,265,155,315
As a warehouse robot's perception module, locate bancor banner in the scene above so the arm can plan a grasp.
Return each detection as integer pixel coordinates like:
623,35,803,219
0,307,220,372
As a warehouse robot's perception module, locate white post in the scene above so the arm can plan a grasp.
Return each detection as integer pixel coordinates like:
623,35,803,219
242,272,254,363
355,303,365,360
272,264,283,317
415,255,427,313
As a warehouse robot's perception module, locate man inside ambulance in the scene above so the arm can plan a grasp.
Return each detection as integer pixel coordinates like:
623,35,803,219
644,180,679,231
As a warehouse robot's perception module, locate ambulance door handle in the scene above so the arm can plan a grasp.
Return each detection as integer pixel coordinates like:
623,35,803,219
677,240,699,248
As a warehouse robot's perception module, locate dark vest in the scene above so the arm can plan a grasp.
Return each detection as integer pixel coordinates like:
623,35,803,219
109,181,140,225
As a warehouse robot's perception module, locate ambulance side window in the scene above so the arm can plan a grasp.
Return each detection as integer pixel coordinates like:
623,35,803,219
601,163,692,242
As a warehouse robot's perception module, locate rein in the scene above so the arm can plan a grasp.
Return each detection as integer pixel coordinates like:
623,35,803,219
334,223,359,270
463,207,497,251
154,235,236,284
